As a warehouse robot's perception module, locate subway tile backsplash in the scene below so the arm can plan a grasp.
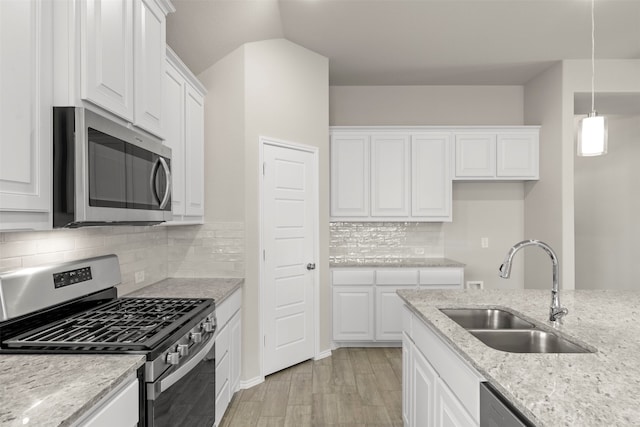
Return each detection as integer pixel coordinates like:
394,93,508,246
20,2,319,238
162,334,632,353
0,222,244,294
330,222,444,263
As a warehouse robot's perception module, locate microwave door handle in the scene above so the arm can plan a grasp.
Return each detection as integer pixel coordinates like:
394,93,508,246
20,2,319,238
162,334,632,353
154,157,172,209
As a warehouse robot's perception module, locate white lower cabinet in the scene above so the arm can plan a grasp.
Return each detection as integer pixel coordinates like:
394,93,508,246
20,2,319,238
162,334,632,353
214,289,242,426
402,305,483,427
332,286,375,341
73,375,139,427
332,268,463,344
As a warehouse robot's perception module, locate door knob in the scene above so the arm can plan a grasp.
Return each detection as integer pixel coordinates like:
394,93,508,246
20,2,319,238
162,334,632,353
306,263,316,270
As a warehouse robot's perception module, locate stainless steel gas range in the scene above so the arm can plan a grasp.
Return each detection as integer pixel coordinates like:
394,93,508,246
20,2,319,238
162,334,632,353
0,255,217,427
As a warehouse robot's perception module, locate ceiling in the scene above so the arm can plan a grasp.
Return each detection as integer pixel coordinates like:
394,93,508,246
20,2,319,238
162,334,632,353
166,0,640,86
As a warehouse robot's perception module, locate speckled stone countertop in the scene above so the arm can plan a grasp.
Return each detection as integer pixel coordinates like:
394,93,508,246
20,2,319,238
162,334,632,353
330,257,465,268
0,354,144,427
397,289,640,427
0,277,242,427
126,277,243,303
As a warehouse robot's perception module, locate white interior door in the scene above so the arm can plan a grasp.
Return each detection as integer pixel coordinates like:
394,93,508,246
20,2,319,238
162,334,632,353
262,140,317,376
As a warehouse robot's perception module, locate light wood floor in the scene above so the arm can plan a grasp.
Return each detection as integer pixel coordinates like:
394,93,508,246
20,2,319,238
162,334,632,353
219,347,403,427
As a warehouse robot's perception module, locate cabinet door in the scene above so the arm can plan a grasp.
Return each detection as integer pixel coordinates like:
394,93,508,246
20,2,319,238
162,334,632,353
496,133,539,179
330,134,370,217
0,0,52,229
82,0,134,120
454,134,496,178
184,85,205,216
435,378,477,427
215,345,231,427
229,309,242,395
332,287,374,341
412,343,437,427
163,59,185,216
134,0,165,136
376,286,415,341
371,134,410,217
402,333,412,427
411,133,452,220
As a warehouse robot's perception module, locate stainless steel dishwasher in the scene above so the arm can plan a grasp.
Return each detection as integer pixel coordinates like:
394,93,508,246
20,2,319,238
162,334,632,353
480,382,535,427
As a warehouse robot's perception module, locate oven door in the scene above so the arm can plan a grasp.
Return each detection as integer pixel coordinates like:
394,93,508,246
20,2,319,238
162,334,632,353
146,334,216,427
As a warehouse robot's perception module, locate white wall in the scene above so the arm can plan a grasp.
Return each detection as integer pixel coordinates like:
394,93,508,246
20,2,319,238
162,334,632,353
574,114,640,290
199,39,329,383
523,62,565,290
523,59,640,291
329,85,526,289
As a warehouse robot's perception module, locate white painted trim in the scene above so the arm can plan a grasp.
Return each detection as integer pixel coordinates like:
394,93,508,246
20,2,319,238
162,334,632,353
258,136,320,378
239,376,265,390
332,342,403,349
314,349,332,361
330,125,541,133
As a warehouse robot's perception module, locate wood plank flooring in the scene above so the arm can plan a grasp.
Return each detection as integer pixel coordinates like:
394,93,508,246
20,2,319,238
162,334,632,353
219,347,403,427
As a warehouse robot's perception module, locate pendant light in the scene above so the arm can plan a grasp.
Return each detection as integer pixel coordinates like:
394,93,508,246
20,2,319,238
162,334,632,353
577,0,608,157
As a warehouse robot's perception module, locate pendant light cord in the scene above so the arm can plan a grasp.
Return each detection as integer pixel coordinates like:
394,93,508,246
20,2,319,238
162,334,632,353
591,0,595,113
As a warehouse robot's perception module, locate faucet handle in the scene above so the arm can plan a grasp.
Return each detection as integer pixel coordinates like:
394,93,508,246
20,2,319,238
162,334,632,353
550,306,569,322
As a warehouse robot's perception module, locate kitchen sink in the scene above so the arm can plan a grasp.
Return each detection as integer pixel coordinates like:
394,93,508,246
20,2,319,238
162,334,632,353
468,329,593,353
440,308,535,329
440,307,595,354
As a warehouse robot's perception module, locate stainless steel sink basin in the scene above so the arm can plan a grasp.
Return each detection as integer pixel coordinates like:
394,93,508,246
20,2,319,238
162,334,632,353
440,308,535,329
468,329,594,353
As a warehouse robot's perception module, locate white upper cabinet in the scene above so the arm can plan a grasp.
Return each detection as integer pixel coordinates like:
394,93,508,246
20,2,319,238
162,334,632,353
454,133,496,178
0,0,53,230
371,134,410,217
133,0,166,136
330,127,452,222
81,0,134,121
330,134,370,217
184,85,205,217
55,0,174,138
454,128,539,180
412,133,451,221
496,133,539,178
163,48,207,223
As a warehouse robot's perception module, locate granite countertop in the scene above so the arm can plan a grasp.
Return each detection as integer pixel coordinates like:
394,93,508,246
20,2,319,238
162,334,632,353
330,257,465,268
0,354,144,427
0,277,243,427
127,277,243,303
397,289,640,426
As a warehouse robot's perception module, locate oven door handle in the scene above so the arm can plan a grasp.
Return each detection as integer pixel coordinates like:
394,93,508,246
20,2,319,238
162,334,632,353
151,331,216,399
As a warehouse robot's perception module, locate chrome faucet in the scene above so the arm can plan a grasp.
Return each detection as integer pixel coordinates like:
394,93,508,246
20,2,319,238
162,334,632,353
498,240,569,322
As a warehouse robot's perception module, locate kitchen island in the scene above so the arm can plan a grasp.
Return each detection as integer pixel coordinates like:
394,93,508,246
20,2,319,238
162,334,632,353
398,288,640,426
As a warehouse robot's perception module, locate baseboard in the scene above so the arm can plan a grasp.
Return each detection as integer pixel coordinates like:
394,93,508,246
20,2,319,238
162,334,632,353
332,341,402,348
239,375,264,390
314,348,332,360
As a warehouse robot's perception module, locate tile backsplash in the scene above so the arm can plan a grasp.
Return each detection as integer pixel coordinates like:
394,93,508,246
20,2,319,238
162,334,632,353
0,222,244,294
330,222,444,263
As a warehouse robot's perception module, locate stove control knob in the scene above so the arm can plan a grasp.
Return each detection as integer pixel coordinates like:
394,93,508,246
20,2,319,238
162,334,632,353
166,352,180,365
177,344,189,357
203,321,215,333
190,332,203,343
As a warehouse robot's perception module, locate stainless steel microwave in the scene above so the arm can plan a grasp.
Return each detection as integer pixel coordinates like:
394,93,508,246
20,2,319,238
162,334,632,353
53,107,172,228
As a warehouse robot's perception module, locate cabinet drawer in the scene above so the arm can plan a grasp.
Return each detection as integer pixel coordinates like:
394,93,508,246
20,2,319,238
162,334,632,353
332,269,375,285
376,269,418,285
419,268,463,286
77,376,138,427
217,289,242,328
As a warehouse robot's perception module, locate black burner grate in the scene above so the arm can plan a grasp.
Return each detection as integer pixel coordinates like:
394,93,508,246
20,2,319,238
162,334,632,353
3,297,211,351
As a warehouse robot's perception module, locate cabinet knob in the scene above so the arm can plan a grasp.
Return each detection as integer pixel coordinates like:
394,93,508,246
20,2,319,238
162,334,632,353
306,263,316,270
